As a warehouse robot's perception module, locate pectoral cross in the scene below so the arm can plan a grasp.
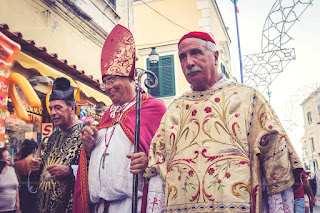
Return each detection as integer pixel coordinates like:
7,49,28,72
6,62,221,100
101,148,109,169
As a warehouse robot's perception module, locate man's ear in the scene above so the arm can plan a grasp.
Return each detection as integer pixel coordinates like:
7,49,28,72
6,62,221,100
214,50,219,60
129,76,135,83
70,105,76,112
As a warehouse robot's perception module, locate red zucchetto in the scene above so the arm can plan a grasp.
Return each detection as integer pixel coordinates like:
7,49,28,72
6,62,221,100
178,31,216,45
100,24,135,78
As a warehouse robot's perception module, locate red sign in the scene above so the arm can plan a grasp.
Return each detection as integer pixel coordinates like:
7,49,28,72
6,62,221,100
41,123,53,143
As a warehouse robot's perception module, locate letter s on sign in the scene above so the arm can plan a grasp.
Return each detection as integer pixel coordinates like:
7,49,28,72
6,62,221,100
43,124,52,136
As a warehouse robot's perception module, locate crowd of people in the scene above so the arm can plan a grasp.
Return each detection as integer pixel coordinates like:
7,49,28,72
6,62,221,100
0,25,318,213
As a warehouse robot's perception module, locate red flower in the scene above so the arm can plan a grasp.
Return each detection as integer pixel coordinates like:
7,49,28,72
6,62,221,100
234,92,238,94
171,126,174,129
184,181,188,187
189,170,194,177
157,134,161,138
208,168,215,175
225,172,231,178
176,105,179,108
204,107,212,113
186,104,189,109
215,98,220,103
268,125,273,129
192,110,197,116
178,176,181,181
235,113,240,118
195,102,199,104
217,179,222,184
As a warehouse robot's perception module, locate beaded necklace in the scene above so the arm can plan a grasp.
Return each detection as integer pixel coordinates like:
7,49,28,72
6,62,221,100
101,96,135,169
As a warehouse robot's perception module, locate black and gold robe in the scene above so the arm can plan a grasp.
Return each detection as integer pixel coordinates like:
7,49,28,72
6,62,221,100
34,122,85,213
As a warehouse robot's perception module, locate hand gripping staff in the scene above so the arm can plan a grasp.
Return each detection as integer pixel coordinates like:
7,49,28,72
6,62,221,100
0,32,41,144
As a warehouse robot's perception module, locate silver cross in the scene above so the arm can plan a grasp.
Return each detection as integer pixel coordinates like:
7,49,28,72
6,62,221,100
101,149,109,169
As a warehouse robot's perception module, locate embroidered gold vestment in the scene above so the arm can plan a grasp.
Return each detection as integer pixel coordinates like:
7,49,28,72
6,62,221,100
145,83,302,212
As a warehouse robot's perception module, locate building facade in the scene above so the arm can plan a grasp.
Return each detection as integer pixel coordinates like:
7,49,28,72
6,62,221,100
301,88,320,173
0,0,132,160
133,0,232,105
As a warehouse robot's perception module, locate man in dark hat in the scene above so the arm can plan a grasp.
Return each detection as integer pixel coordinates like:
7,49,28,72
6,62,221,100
29,77,85,213
144,32,303,212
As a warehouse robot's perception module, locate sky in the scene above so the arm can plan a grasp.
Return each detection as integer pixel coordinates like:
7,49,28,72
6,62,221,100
215,0,320,157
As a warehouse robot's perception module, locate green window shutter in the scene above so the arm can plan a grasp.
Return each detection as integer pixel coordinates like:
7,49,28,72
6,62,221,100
147,59,161,97
147,55,175,98
160,55,175,97
221,63,229,79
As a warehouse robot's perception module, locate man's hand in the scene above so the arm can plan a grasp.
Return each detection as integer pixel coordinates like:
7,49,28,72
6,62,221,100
80,120,99,156
30,158,42,172
14,202,21,213
15,188,21,213
310,197,316,206
46,164,70,180
126,152,148,174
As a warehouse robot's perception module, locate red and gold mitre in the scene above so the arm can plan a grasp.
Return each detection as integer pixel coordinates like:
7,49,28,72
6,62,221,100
101,24,135,78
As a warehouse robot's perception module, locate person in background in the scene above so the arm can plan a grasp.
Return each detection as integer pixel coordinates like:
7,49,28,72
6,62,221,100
305,171,315,213
312,169,320,212
0,147,20,213
15,139,38,213
293,169,316,212
0,161,5,174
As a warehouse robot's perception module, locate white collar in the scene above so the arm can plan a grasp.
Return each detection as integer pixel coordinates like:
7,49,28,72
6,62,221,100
109,100,135,118
188,74,233,93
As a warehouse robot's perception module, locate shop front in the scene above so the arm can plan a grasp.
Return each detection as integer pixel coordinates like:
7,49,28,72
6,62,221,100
0,25,111,162
4,96,45,161
3,62,108,162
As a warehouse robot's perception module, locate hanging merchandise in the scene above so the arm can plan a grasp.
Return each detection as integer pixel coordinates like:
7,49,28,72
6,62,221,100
0,32,41,146
8,72,41,120
79,109,87,118
0,32,20,145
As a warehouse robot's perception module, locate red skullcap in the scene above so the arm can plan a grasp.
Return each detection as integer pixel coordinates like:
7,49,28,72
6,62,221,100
101,24,135,78
178,31,216,45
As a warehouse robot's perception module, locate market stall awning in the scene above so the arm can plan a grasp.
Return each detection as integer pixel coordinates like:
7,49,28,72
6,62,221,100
16,52,111,105
1,23,103,91
15,52,78,87
75,81,111,106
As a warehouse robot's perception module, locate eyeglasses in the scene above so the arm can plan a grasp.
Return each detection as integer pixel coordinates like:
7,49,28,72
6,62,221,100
101,76,120,90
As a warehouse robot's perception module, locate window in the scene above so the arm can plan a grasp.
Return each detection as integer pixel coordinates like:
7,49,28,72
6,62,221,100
105,0,116,9
305,164,310,171
311,137,315,151
147,55,175,98
221,63,230,79
307,111,312,124
314,159,318,171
